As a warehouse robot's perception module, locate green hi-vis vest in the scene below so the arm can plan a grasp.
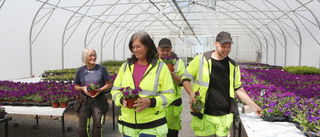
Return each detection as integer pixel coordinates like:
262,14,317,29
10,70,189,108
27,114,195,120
111,57,175,129
182,51,241,119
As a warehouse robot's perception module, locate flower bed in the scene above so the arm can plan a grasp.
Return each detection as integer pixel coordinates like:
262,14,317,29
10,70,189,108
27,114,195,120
0,81,80,105
239,63,320,136
0,72,118,108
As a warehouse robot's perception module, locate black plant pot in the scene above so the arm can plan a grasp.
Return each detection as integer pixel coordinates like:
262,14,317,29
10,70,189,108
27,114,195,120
263,115,274,122
0,112,7,119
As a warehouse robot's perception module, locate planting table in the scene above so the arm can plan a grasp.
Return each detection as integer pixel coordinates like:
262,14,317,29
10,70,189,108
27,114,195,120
2,106,67,137
238,107,305,137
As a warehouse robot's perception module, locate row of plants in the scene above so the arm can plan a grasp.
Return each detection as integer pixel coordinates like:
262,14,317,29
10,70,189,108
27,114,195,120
283,66,320,75
239,63,283,69
0,72,118,106
41,60,123,81
101,60,126,66
239,63,320,136
0,81,79,103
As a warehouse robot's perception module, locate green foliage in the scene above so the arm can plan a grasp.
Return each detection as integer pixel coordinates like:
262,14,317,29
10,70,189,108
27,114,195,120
283,66,320,75
29,94,45,102
192,91,204,112
43,68,78,74
187,57,194,62
106,66,121,75
101,60,125,66
41,64,121,81
58,95,72,103
0,106,5,113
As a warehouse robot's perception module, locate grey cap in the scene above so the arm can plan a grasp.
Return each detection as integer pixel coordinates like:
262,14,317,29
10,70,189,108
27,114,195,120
158,38,172,48
216,31,233,45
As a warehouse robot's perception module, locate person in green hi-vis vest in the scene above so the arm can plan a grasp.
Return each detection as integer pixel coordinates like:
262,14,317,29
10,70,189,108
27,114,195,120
157,38,186,137
182,31,263,137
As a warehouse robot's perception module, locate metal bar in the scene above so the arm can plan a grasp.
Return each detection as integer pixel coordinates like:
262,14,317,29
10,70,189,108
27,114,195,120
36,115,39,124
172,0,201,44
113,100,115,130
61,116,65,137
5,119,9,137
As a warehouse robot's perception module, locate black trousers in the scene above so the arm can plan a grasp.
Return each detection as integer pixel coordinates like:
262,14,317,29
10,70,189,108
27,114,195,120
78,97,106,137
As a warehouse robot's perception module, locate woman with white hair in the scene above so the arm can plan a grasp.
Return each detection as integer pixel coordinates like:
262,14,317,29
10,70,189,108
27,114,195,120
74,48,113,137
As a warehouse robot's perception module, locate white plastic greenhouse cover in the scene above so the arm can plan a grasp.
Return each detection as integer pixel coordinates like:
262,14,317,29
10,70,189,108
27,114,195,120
0,0,319,80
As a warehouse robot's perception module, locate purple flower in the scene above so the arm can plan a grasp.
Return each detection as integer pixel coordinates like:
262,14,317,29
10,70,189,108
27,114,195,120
195,91,200,96
285,111,291,116
307,116,313,123
270,101,277,107
132,89,139,95
120,87,124,91
123,91,129,96
268,108,273,113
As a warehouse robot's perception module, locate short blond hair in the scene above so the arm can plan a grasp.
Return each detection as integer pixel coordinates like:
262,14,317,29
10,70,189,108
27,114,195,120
81,48,96,65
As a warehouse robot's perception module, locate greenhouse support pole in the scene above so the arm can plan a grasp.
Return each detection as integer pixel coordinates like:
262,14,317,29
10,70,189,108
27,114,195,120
29,42,33,77
235,36,238,61
62,45,64,69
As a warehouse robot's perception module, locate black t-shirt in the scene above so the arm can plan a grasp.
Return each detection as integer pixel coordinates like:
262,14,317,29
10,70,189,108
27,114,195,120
204,57,230,116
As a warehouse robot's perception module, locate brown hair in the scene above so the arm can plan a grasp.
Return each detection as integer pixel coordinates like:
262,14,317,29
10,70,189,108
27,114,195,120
128,31,158,64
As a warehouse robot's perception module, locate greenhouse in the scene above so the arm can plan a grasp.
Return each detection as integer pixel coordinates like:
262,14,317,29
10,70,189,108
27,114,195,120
0,0,319,137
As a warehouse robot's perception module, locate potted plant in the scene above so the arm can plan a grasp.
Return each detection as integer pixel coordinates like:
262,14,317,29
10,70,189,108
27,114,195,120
162,56,179,72
191,90,204,113
49,95,60,108
120,87,142,109
30,94,45,103
0,106,7,119
85,81,100,96
58,94,71,108
0,106,5,114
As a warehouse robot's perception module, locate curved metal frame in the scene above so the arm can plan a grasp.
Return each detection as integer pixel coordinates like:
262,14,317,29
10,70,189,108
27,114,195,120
27,0,320,76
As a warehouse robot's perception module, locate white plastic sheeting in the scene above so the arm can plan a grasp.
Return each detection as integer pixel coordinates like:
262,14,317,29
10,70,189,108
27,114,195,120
0,0,319,80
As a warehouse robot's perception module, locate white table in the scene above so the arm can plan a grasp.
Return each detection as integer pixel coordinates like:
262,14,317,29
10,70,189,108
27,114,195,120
2,106,67,137
239,108,305,137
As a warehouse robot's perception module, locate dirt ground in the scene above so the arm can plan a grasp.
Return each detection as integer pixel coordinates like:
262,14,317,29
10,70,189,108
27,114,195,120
0,94,122,137
0,92,247,137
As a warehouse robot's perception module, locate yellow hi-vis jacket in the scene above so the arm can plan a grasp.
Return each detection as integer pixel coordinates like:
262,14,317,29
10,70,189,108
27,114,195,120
182,51,241,120
159,52,185,105
111,57,175,129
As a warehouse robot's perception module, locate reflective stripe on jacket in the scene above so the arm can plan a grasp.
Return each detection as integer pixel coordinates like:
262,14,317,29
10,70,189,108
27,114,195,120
172,55,185,102
111,57,175,129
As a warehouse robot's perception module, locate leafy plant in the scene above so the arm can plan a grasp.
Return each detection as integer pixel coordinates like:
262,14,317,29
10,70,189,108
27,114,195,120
192,90,204,112
283,66,320,75
101,60,126,66
58,95,70,103
120,87,142,99
85,81,100,90
0,106,5,113
30,94,45,102
162,56,179,65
